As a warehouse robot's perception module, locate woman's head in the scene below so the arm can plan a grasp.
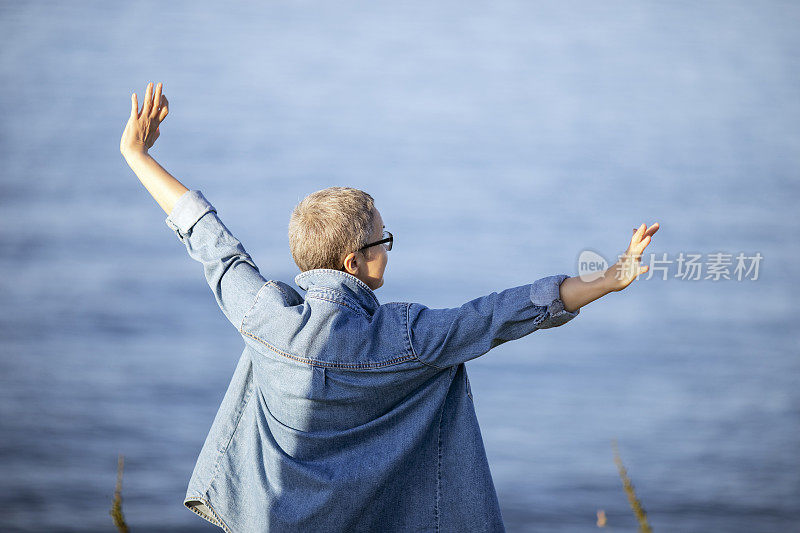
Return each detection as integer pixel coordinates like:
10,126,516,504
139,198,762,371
289,187,388,290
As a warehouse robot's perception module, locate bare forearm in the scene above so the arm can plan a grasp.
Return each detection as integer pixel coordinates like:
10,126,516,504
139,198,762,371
558,273,613,313
123,150,189,215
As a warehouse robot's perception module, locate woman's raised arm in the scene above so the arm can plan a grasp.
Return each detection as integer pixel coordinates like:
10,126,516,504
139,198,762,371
120,82,269,331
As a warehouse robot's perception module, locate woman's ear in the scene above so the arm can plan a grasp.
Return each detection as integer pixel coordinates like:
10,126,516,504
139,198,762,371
342,252,360,275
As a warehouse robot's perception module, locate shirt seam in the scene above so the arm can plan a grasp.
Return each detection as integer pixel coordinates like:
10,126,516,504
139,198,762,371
202,381,255,502
434,371,451,533
269,280,291,305
406,302,445,370
239,281,275,333
241,329,417,369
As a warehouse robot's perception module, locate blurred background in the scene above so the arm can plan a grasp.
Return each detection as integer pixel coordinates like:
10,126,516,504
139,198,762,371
1,1,798,531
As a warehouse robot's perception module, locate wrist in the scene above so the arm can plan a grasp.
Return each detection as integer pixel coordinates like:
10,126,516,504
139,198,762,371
601,263,623,293
121,145,149,161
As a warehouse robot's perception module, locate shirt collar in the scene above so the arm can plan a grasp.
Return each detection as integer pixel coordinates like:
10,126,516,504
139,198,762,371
295,269,381,314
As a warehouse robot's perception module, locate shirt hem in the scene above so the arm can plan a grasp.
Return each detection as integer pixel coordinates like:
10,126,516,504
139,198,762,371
184,495,233,532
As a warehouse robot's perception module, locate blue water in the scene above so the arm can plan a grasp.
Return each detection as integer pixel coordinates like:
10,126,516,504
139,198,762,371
1,1,798,531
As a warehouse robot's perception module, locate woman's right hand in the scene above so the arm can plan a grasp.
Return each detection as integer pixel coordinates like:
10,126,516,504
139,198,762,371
120,81,169,158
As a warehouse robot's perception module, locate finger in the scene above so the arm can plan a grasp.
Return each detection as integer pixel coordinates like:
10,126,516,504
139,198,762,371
645,222,660,237
142,82,153,116
635,235,652,254
157,95,169,122
631,223,646,244
150,83,162,118
131,92,138,117
639,264,649,276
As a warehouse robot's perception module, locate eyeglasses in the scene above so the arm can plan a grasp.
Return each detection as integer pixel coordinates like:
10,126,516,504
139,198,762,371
358,230,393,252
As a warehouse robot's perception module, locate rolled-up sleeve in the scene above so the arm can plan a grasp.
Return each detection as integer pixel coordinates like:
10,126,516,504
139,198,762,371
529,274,580,329
407,274,579,368
165,190,268,330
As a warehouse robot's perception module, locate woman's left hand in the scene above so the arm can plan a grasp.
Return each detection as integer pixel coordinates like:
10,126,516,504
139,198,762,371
604,222,660,292
120,81,169,157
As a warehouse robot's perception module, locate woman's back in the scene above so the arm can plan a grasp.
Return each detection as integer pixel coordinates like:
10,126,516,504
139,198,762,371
184,267,507,532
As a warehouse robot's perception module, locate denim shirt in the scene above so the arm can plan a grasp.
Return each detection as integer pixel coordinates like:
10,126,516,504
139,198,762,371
165,190,579,533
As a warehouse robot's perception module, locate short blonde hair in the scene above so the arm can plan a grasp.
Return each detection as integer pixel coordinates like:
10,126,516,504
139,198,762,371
288,187,376,272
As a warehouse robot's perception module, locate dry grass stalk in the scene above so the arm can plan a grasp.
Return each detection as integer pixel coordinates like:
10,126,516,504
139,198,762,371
110,453,130,533
612,440,653,533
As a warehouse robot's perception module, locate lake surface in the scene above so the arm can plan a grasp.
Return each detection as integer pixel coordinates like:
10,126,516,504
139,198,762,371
1,1,798,531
